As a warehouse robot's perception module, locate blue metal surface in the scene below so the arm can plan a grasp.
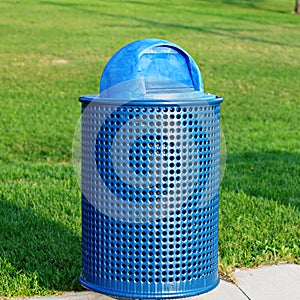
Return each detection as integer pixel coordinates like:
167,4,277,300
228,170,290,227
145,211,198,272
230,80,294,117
100,38,204,95
79,39,223,299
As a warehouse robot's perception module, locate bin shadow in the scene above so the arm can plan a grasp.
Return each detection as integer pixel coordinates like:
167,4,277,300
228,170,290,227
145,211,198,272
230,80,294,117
222,151,300,210
0,198,82,295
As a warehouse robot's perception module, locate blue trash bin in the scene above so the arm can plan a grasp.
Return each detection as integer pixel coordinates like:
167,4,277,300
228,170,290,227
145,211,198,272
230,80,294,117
79,38,223,299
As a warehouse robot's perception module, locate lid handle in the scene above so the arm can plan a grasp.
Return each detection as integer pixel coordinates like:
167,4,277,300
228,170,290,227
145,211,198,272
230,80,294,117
138,43,203,92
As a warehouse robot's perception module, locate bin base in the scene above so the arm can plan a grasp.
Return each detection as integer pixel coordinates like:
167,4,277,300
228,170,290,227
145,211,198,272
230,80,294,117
80,276,220,299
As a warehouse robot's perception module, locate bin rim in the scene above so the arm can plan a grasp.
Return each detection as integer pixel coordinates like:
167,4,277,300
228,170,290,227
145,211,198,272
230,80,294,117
79,93,223,106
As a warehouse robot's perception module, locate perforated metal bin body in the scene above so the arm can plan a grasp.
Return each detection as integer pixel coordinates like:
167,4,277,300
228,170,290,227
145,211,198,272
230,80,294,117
79,39,223,299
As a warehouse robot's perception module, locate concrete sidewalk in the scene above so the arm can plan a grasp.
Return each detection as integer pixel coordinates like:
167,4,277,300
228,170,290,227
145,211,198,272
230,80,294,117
20,264,300,300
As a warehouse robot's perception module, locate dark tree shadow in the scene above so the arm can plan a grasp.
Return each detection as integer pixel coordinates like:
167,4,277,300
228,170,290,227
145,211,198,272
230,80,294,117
41,1,300,49
202,0,263,8
211,0,288,13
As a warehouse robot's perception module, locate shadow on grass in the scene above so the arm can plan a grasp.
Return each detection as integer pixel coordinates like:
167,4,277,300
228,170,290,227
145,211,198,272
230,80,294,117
217,0,263,5
99,13,300,48
199,0,263,10
222,151,300,209
41,1,300,49
0,198,82,296
205,0,288,14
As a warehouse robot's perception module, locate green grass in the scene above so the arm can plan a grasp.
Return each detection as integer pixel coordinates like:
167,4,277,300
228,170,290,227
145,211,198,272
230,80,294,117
0,164,81,297
1,0,299,297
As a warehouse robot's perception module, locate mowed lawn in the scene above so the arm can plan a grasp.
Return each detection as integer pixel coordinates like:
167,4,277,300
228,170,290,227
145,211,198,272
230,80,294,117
0,0,299,297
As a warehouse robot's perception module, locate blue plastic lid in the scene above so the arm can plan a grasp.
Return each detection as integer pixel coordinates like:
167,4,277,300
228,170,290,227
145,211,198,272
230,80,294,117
80,38,222,104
